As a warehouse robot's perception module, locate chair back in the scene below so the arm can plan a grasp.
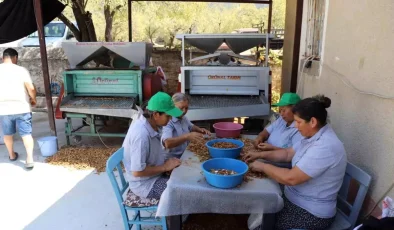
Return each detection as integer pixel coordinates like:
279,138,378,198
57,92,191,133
337,162,372,229
106,147,131,230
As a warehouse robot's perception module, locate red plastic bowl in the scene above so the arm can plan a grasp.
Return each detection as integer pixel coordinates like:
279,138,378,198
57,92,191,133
213,122,243,138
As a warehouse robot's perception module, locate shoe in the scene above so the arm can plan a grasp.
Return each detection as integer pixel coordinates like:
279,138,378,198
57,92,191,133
9,152,19,162
25,162,34,170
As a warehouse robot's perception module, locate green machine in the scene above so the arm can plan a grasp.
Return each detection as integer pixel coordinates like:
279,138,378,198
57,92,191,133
58,69,142,145
57,42,153,145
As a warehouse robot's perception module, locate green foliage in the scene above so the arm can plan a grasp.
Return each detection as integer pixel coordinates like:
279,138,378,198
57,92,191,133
60,0,286,44
269,49,283,65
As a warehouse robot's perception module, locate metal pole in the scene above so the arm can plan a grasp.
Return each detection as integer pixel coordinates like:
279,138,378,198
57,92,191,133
128,0,132,42
182,36,185,66
290,0,304,93
33,0,57,136
268,0,273,33
265,32,269,67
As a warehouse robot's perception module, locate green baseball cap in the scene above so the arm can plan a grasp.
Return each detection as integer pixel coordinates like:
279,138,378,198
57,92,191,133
147,92,183,117
272,93,301,107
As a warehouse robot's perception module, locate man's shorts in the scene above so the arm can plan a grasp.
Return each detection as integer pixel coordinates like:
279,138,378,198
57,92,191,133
0,113,33,137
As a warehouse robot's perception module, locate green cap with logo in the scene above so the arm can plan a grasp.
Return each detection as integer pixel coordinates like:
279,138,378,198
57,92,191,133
272,92,301,107
147,92,183,117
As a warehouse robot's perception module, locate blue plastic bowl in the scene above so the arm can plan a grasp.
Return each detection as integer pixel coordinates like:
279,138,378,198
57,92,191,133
202,158,249,189
205,138,244,159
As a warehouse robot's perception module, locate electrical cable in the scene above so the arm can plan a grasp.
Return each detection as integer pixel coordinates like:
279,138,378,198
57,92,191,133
322,63,394,100
297,55,315,95
298,58,394,100
82,118,111,149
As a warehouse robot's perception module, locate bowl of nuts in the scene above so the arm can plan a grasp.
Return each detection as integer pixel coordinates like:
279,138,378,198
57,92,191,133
205,138,244,159
202,158,248,189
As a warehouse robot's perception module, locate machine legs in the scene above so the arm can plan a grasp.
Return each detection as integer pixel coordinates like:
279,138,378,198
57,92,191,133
64,113,127,145
65,118,71,146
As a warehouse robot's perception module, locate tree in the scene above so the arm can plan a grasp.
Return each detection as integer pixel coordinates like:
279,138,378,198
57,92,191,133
58,0,97,42
58,1,286,50
157,2,208,49
103,0,125,42
59,0,124,42
140,3,161,43
272,0,286,29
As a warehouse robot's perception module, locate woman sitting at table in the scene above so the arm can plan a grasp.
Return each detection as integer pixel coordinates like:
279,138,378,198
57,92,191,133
253,92,303,151
243,95,347,230
161,93,211,160
122,92,183,199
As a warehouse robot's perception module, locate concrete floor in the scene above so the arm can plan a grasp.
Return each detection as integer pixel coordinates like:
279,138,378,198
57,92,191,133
0,112,158,230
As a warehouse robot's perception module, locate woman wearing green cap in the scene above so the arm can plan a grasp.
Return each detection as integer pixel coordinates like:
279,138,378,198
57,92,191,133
253,92,303,151
161,93,211,160
122,92,184,199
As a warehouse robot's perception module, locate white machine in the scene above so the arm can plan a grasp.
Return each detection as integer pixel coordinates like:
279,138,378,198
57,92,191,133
176,33,274,121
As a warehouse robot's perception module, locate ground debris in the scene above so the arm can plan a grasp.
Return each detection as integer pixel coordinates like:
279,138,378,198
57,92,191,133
45,146,120,173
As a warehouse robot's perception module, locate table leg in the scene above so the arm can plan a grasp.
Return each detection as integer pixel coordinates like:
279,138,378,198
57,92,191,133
167,215,182,230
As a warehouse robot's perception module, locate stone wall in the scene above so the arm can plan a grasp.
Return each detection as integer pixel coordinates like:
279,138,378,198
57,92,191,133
0,48,69,95
0,48,201,95
151,50,183,94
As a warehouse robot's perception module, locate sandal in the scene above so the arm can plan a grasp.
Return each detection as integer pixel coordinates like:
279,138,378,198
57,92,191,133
25,162,35,169
9,152,19,162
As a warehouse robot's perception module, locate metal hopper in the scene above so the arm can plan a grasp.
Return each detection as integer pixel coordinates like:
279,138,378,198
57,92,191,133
176,33,274,54
62,42,153,69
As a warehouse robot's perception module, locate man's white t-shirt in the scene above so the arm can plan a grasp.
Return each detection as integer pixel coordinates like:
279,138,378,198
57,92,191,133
0,63,33,115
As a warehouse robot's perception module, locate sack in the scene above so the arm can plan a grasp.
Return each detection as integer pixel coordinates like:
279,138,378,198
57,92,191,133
155,66,167,86
130,105,144,126
355,196,394,230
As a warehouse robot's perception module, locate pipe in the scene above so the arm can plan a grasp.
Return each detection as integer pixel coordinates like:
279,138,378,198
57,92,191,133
290,0,304,93
268,0,273,33
136,0,271,3
128,0,132,42
33,0,57,137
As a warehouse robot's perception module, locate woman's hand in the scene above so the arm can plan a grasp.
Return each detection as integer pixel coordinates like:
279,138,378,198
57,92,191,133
249,161,265,172
242,151,263,163
200,128,211,136
186,132,204,142
30,98,37,106
257,143,275,151
253,138,262,148
163,158,182,172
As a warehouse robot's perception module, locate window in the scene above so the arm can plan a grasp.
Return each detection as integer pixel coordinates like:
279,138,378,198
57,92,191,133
28,23,66,38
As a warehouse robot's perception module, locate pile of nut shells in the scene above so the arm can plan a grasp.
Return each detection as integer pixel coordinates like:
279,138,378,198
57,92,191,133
45,146,120,173
212,142,239,149
210,169,238,175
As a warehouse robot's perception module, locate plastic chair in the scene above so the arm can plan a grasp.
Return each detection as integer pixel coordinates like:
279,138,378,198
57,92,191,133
327,162,372,230
106,147,167,230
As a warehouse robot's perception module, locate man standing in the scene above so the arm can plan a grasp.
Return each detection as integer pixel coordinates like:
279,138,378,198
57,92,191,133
0,48,36,169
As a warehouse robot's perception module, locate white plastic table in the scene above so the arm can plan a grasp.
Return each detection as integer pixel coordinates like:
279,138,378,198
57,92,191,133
157,136,284,230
